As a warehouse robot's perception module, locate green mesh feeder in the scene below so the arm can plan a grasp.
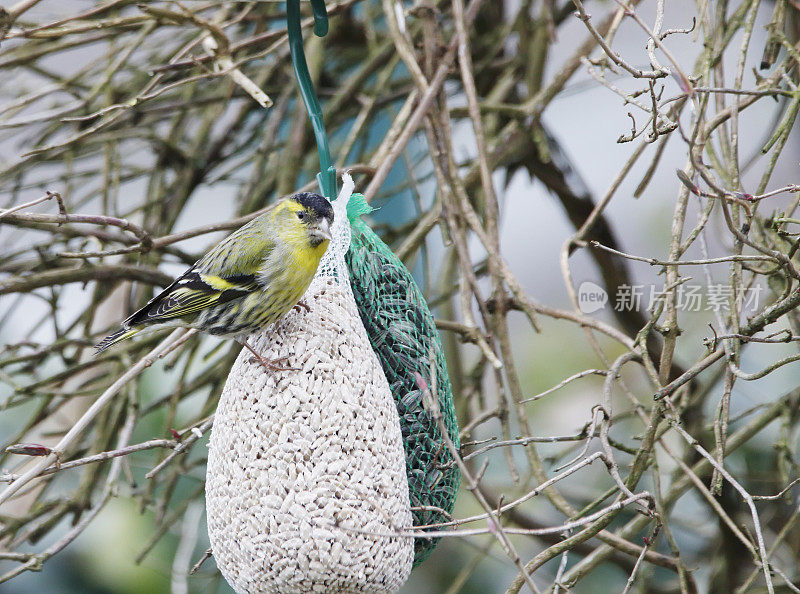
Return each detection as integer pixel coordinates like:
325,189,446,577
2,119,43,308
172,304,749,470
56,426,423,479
345,200,461,564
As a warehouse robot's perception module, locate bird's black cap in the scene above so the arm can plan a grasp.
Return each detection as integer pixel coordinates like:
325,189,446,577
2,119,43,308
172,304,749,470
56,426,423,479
292,192,334,222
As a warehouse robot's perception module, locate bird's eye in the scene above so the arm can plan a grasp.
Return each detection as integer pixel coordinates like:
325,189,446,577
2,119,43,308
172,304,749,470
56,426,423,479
297,211,306,220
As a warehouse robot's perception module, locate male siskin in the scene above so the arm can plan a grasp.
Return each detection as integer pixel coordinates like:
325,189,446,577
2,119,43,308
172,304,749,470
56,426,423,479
96,192,334,366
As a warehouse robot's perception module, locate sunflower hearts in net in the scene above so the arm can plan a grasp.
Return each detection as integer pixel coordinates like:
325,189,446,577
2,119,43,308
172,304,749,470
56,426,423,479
205,174,414,594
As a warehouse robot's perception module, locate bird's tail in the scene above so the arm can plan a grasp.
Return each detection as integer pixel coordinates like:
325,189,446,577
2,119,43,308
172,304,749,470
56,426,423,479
95,327,140,354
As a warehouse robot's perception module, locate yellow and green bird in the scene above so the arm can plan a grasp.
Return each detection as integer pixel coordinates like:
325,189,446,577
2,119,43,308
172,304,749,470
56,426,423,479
96,192,333,364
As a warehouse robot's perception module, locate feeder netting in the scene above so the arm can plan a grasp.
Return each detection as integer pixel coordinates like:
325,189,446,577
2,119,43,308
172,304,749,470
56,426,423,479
345,198,461,565
206,182,415,593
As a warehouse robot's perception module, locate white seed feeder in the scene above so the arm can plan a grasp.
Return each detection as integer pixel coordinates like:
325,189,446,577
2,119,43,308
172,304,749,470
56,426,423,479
205,179,414,593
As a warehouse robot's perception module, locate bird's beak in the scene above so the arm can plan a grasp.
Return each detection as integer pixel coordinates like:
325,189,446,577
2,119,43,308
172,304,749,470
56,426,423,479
313,218,332,242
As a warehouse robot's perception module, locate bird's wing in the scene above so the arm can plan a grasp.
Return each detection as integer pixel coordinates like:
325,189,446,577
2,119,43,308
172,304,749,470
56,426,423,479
124,268,257,326
124,213,276,327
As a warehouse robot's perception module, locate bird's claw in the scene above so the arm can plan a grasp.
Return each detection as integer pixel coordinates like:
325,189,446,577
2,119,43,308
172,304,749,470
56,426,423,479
248,354,300,372
240,340,300,372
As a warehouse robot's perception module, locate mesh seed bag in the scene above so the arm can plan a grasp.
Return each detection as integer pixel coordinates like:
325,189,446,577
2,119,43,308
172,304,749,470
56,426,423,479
345,199,461,566
206,179,414,594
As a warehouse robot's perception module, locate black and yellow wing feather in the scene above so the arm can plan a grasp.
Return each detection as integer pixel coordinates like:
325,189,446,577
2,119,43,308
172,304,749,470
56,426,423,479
94,207,293,353
95,268,258,353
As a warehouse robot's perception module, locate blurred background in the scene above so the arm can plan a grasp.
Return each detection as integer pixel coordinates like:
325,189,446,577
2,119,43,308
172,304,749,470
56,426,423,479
2,0,800,592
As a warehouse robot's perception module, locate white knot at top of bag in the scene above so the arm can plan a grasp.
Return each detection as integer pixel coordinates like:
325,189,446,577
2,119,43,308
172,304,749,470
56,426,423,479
307,172,355,297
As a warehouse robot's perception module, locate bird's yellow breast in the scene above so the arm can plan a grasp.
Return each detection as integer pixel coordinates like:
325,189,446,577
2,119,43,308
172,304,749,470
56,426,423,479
286,239,328,288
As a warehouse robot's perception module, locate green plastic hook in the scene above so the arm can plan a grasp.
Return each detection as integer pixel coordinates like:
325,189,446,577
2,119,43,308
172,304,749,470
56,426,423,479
286,0,337,200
